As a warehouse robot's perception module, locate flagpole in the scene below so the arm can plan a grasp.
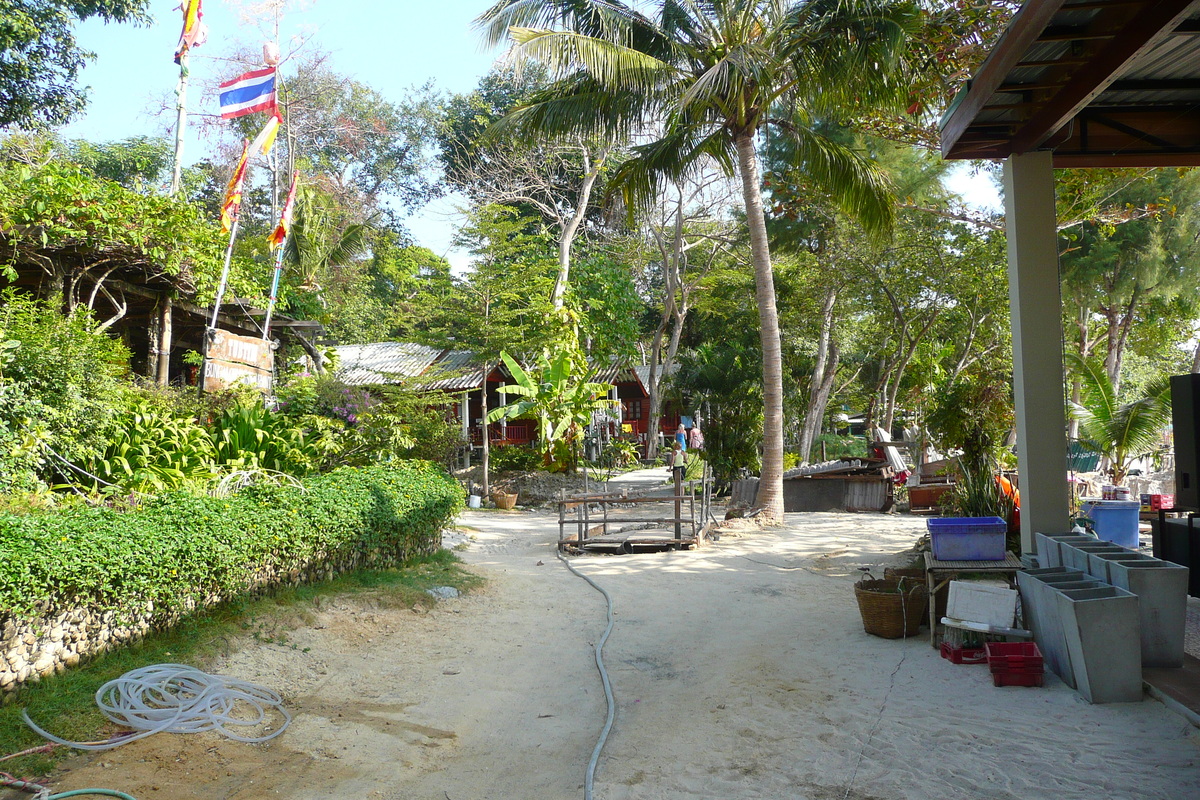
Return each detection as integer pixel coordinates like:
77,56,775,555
210,214,241,332
199,213,241,395
262,235,286,340
170,50,188,196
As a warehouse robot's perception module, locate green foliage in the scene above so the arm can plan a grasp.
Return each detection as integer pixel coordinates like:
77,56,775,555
1067,353,1172,485
67,135,171,190
0,0,151,128
813,434,868,461
0,463,463,621
570,252,643,362
488,349,617,473
210,401,326,476
490,443,544,472
673,342,764,483
0,157,262,302
0,291,130,488
925,369,1014,477
274,375,465,471
82,403,216,493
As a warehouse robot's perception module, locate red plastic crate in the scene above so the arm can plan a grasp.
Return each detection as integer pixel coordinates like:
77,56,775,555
985,641,1044,671
940,642,988,664
992,670,1044,687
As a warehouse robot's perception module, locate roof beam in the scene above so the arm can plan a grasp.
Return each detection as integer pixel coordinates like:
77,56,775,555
1008,0,1199,153
939,0,1069,159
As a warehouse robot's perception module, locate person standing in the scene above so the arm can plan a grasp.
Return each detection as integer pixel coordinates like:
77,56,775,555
687,421,704,453
676,423,687,451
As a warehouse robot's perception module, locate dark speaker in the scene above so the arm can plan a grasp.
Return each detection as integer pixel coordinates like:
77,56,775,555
1171,374,1200,511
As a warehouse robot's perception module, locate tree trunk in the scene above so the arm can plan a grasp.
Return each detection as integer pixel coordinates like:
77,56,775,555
551,142,608,310
646,326,666,461
798,285,838,463
481,372,490,500
735,132,785,521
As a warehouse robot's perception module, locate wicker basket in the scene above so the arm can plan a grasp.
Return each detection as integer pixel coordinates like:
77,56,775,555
855,572,928,639
492,491,518,510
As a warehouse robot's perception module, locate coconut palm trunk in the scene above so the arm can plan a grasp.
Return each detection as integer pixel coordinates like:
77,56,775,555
735,132,785,520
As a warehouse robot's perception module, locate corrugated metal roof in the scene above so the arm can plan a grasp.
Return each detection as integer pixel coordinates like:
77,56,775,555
416,350,487,392
334,342,443,386
634,363,677,393
941,1,1200,165
592,364,640,384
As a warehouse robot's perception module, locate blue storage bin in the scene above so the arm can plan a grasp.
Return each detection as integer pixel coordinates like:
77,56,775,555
927,516,1008,561
1081,500,1141,549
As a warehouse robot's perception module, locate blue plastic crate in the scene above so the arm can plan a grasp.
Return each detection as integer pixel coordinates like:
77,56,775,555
927,516,1007,561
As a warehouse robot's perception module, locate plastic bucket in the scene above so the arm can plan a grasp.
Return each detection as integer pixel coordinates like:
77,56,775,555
1082,500,1141,549
468,494,482,509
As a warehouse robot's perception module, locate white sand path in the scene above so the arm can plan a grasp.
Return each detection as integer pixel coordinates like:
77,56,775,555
43,509,1200,800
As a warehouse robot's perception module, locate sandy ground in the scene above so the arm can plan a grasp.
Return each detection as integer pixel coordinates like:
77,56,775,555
21,499,1200,800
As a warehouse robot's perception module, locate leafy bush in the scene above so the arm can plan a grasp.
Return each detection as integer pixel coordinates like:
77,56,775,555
0,291,131,488
0,463,463,621
490,443,543,472
210,401,328,476
275,376,464,471
83,402,216,493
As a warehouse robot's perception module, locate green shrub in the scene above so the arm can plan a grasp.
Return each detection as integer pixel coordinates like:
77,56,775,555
210,401,327,476
0,463,463,621
83,402,216,493
490,443,543,472
0,291,131,487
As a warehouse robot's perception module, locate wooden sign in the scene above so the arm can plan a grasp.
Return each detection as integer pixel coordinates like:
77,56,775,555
202,329,273,392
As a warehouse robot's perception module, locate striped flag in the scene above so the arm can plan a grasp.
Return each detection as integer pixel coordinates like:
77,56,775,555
249,113,281,158
218,68,277,119
174,0,206,63
220,141,250,233
269,172,299,250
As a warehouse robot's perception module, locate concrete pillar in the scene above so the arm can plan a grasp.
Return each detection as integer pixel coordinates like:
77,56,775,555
1004,151,1071,552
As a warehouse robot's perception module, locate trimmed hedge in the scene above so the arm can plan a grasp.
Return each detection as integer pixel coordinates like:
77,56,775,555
0,462,464,621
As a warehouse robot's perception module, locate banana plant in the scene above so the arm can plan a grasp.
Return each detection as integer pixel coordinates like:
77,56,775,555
487,350,617,473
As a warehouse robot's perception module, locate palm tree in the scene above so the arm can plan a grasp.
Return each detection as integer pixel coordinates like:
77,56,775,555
476,0,918,519
1066,353,1171,486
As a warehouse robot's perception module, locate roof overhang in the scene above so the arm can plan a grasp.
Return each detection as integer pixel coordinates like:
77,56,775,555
940,0,1200,166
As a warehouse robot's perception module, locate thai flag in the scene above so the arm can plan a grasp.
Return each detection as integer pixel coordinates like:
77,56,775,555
218,68,277,119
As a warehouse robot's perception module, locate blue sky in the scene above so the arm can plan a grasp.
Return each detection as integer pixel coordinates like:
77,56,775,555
64,0,504,266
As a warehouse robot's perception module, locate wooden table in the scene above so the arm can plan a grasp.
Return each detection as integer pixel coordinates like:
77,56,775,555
924,551,1025,647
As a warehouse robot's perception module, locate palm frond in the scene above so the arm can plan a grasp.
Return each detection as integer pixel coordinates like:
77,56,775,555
771,117,896,238
509,28,674,92
610,124,736,211
1066,352,1118,425
475,0,655,50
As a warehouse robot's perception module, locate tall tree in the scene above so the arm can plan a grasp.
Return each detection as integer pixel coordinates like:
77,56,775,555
0,0,151,129
477,0,918,520
1059,167,1200,394
429,204,556,496
439,67,615,311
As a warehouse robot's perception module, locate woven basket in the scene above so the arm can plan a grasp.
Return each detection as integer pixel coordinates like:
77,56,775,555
886,566,945,620
492,491,518,510
855,573,928,639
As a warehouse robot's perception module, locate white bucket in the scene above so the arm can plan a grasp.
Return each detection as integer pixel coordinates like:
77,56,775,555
468,494,482,509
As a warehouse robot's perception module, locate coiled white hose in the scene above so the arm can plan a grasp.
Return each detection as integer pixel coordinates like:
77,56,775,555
23,664,291,751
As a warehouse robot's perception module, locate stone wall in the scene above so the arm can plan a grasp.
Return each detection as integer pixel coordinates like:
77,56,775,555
0,536,441,698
